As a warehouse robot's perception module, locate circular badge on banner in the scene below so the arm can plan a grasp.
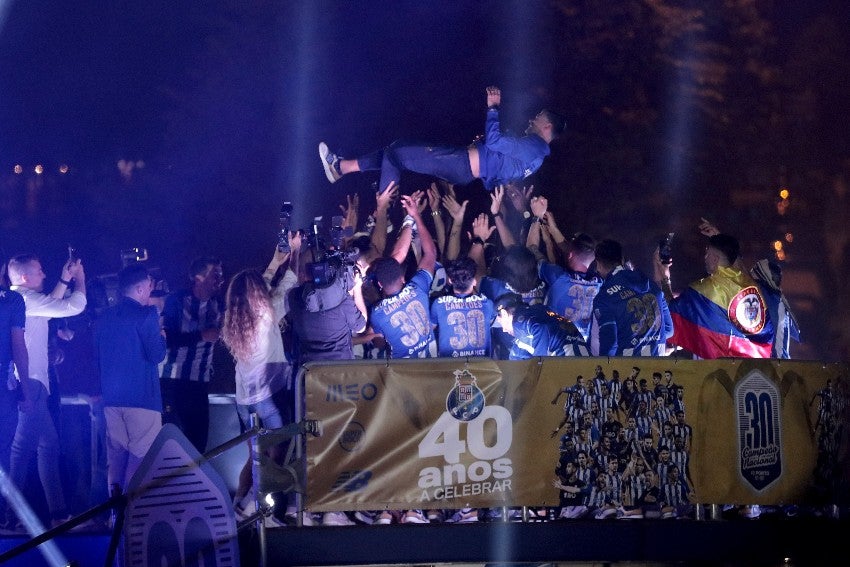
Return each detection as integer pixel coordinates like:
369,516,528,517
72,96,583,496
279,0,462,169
728,285,766,334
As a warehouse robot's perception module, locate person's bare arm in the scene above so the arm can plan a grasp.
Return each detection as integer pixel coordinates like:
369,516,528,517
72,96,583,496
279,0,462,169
489,185,515,247
545,211,570,259
442,192,468,262
370,181,398,258
51,259,86,299
426,183,446,258
402,192,437,275
468,213,496,282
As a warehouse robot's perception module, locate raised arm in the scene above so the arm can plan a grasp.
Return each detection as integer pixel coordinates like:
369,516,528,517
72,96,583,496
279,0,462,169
369,181,398,259
468,213,496,282
401,192,436,275
426,183,447,259
442,190,468,262
490,185,515,247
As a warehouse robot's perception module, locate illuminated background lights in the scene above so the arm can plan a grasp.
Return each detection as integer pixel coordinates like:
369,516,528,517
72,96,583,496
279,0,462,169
34,164,43,174
13,164,22,174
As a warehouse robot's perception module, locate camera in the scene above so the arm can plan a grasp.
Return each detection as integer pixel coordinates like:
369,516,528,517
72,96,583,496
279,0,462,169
67,244,79,263
278,201,293,252
658,232,675,265
330,215,354,248
120,247,149,267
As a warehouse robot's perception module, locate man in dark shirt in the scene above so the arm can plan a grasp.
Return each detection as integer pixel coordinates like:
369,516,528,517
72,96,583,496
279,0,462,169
288,257,367,365
319,86,564,193
1,286,28,527
494,293,588,359
94,263,166,494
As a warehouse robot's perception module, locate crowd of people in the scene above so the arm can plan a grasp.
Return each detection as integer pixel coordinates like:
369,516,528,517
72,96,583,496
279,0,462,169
0,86,803,532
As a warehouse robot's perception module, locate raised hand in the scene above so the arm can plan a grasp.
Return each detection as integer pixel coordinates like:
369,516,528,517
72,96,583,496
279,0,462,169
490,185,506,216
486,85,501,108
426,183,441,212
530,195,548,219
442,194,469,223
470,213,496,241
339,193,359,230
698,217,720,237
376,180,398,211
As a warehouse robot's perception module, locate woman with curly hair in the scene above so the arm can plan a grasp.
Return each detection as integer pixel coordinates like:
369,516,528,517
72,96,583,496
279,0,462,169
221,235,300,524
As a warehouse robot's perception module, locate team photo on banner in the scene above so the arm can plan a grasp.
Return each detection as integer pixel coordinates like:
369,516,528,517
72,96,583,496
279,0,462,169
302,358,848,512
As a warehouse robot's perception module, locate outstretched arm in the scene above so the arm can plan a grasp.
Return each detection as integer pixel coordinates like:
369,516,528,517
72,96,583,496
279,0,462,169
468,213,496,282
442,189,468,262
369,181,398,260
482,86,542,158
401,192,436,275
427,183,447,258
489,185,515,247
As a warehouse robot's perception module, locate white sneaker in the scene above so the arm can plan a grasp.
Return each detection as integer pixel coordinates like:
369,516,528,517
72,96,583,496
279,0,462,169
447,508,478,523
426,509,444,523
234,499,257,521
375,510,395,525
401,510,429,524
263,514,287,529
353,511,375,525
322,512,355,526
319,142,342,183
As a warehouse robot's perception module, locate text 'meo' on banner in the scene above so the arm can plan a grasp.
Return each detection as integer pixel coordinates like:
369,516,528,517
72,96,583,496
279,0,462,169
303,358,849,512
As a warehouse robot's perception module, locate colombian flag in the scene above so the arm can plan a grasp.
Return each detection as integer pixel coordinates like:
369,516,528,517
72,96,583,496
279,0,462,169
669,266,774,359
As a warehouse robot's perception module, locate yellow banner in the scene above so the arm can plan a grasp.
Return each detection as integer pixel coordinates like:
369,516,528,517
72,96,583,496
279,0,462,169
304,358,849,512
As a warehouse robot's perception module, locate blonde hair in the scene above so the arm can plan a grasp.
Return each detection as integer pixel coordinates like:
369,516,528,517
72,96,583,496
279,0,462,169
221,269,273,362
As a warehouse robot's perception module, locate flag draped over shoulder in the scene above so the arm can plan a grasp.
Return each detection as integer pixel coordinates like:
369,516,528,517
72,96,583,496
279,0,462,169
669,266,774,359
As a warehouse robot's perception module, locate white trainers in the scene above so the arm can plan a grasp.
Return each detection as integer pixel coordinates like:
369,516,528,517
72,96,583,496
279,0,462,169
426,509,445,523
375,510,395,525
319,142,342,183
322,512,355,526
353,511,375,525
234,499,257,522
401,510,429,524
263,515,287,529
447,508,478,523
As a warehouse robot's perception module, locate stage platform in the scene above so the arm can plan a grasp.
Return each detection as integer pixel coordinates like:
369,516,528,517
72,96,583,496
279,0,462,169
2,516,847,567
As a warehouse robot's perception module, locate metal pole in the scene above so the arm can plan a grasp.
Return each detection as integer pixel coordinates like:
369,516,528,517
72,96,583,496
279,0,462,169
249,412,266,567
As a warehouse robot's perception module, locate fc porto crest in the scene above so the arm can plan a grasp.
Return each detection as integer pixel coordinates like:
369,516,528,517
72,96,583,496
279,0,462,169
728,286,767,334
446,369,486,421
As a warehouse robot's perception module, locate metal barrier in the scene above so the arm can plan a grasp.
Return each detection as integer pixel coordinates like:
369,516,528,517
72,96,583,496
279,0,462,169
0,415,319,567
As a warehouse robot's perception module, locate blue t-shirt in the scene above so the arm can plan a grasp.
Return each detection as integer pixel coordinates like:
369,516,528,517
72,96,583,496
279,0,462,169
430,292,495,358
479,275,547,359
508,304,589,360
370,270,434,359
1,287,26,368
539,261,602,341
474,108,551,190
590,266,673,357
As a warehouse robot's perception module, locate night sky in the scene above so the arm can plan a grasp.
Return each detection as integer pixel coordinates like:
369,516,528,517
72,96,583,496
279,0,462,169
1,1,849,360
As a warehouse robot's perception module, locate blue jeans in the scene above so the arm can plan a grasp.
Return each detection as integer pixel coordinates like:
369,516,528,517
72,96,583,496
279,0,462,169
0,384,18,515
8,380,67,521
357,140,475,192
236,388,291,431
235,388,293,507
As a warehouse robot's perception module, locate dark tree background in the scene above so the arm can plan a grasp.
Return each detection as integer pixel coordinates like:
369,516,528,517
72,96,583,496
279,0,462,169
1,0,848,360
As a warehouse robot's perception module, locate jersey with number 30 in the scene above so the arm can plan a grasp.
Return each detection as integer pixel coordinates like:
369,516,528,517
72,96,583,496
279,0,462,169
539,261,602,341
589,266,672,357
430,292,495,358
370,270,434,359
